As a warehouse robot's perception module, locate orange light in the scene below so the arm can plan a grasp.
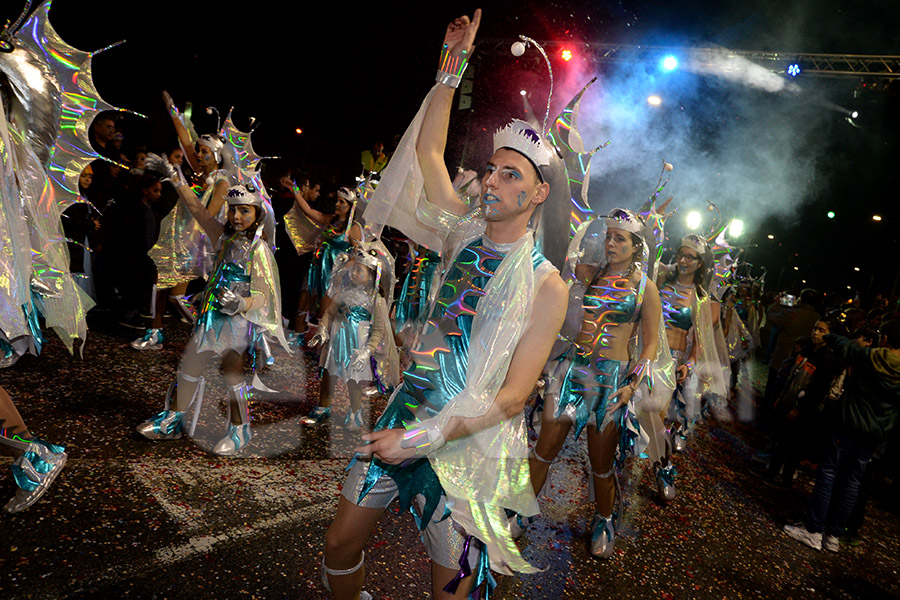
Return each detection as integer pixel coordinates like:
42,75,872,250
561,49,573,62
295,128,303,134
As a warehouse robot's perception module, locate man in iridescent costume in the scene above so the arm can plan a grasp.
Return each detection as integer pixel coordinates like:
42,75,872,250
320,9,568,599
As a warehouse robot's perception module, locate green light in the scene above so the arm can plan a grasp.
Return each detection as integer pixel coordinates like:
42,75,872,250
827,211,835,219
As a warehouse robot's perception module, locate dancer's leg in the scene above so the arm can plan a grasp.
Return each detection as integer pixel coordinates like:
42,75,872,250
324,497,386,599
529,406,572,495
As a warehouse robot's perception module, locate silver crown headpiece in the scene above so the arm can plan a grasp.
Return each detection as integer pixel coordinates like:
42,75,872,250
604,207,645,236
336,186,357,203
493,119,554,180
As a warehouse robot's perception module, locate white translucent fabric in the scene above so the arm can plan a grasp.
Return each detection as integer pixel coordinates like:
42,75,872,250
427,229,541,576
0,103,92,354
246,240,290,353
323,257,400,387
356,83,559,574
12,125,94,353
684,293,730,421
724,304,753,362
360,84,453,250
0,112,37,346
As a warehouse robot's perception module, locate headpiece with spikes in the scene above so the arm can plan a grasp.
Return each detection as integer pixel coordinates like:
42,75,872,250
492,119,554,182
680,232,714,269
605,207,646,236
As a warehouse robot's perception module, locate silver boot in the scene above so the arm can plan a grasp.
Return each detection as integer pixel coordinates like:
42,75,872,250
213,383,252,455
656,461,677,504
4,439,68,514
137,410,185,440
671,423,688,453
589,513,616,559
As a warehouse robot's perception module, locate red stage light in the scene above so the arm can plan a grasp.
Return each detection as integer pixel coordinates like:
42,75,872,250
561,49,573,62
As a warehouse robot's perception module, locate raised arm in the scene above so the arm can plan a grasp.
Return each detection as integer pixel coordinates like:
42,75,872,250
176,184,224,241
206,179,229,220
291,186,333,226
162,91,201,173
416,10,482,217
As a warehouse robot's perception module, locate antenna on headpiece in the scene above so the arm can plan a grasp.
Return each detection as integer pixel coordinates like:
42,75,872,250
705,200,723,240
206,106,222,134
515,36,554,136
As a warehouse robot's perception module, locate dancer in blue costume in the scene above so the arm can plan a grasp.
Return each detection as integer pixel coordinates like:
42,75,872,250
301,241,400,428
301,186,362,308
136,182,289,455
320,10,568,599
658,234,727,455
527,210,673,558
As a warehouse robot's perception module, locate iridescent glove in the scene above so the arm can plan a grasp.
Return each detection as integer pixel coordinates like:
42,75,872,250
350,348,372,372
308,329,329,348
216,287,246,316
143,153,179,183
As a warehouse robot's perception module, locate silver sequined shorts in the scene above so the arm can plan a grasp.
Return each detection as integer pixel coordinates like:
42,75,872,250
341,459,481,571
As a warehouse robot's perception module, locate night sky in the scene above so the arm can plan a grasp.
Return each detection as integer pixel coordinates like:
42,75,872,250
4,0,900,303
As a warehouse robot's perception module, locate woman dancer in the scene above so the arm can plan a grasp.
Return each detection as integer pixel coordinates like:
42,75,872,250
132,92,230,350
137,182,288,455
657,234,728,489
302,241,399,427
528,210,672,558
296,186,362,321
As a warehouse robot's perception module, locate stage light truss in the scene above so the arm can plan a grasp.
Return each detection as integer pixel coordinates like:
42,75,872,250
481,39,900,80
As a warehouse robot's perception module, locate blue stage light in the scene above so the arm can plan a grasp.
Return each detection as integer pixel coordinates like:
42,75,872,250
661,56,678,71
787,63,801,77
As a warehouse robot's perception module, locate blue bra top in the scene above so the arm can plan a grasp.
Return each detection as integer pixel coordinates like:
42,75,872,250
660,284,694,331
582,273,645,324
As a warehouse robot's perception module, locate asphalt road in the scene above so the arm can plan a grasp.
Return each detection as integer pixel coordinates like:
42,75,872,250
1,315,898,599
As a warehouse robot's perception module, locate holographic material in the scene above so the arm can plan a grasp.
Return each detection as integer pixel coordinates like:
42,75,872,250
307,222,355,298
679,288,729,422
364,240,513,518
10,439,66,492
545,78,609,237
151,172,232,288
0,93,93,356
321,240,399,388
436,44,469,88
395,246,440,336
148,410,185,438
282,205,321,255
661,285,693,331
359,234,551,575
558,357,624,438
193,232,289,358
4,2,141,208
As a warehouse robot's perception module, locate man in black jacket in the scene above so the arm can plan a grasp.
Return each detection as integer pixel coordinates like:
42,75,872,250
784,320,900,552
